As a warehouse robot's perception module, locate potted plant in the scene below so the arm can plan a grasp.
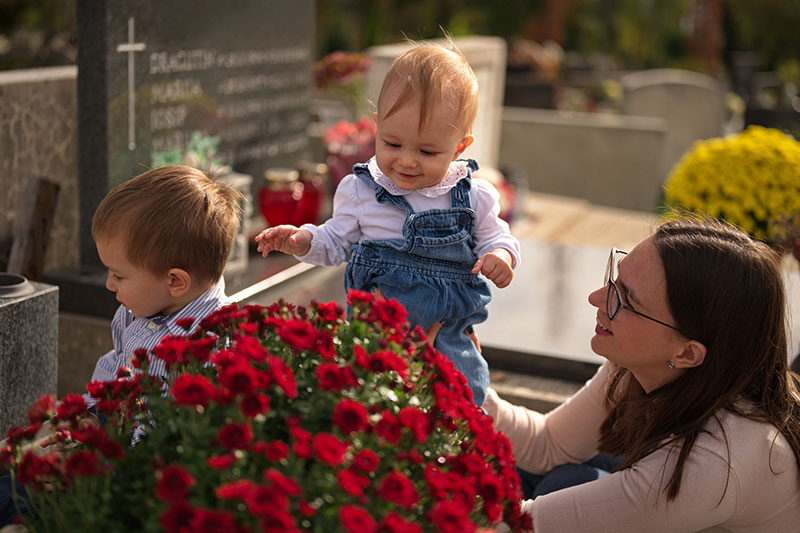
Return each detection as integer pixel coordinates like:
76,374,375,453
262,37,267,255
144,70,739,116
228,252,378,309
662,125,800,248
2,291,532,532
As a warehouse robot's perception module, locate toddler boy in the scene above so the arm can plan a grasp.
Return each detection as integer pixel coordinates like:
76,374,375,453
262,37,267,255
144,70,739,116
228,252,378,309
85,164,242,404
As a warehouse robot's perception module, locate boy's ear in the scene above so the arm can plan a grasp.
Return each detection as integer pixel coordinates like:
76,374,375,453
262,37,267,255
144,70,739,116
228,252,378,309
166,268,192,298
672,340,707,369
455,135,475,158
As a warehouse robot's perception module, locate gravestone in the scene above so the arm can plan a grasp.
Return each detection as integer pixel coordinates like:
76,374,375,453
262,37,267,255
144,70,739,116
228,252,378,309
621,69,725,180
45,0,314,319
0,274,58,435
76,0,314,272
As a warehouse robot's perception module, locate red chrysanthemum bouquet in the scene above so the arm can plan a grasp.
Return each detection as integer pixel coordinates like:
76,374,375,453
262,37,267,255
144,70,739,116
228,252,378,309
1,290,532,532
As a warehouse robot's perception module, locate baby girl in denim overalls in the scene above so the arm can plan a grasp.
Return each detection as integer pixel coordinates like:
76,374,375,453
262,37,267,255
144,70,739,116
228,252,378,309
256,40,520,405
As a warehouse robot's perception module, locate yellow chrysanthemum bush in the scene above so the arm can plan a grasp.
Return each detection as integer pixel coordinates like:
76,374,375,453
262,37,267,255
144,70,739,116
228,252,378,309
662,126,800,247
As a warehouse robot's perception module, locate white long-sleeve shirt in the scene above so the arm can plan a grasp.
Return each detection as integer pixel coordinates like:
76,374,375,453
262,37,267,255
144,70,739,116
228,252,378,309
297,157,521,269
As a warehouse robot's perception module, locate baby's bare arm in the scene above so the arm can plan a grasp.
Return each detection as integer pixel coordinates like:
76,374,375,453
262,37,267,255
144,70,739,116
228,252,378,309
472,248,514,288
254,226,312,256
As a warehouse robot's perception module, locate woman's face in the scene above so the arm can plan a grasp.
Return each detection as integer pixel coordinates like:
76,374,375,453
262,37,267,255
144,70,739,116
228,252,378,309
588,236,686,391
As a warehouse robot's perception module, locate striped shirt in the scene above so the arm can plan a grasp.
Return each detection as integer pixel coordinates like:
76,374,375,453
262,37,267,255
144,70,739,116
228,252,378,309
83,278,229,407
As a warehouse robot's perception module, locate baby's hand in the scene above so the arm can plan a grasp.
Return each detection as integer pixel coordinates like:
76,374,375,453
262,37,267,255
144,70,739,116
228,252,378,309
472,248,514,288
254,226,312,257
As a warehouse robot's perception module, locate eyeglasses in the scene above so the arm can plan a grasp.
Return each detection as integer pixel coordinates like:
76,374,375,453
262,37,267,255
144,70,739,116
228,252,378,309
605,248,686,335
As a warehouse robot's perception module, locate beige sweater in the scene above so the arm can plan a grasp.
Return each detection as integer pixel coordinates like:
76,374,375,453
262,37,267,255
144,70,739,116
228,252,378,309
483,362,800,532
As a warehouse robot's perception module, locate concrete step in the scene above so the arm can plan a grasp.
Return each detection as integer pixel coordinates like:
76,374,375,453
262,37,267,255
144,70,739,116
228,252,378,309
489,368,584,413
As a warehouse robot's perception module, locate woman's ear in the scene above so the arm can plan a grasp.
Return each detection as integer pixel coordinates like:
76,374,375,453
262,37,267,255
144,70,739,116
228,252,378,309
166,268,192,298
672,340,707,369
455,135,475,158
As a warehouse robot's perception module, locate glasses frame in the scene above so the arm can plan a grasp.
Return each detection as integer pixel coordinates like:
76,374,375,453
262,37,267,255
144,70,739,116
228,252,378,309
605,248,686,335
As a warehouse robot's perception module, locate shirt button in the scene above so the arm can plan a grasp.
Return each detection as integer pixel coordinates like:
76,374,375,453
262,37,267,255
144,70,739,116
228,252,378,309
148,321,157,330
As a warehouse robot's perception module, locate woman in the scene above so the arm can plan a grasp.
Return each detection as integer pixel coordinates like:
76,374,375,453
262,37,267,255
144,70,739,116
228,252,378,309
484,219,800,531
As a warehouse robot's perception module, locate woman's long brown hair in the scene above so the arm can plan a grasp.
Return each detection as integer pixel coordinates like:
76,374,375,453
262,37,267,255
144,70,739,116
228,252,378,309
598,219,800,500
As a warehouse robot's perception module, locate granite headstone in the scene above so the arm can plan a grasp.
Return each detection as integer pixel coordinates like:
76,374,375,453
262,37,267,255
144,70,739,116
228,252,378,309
76,0,314,271
0,274,58,435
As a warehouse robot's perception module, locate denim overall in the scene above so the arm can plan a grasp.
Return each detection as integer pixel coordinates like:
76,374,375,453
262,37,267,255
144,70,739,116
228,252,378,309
344,161,491,405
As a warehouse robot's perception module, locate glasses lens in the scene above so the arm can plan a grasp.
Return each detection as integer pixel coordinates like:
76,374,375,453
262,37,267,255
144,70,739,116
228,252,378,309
605,249,614,284
607,282,619,320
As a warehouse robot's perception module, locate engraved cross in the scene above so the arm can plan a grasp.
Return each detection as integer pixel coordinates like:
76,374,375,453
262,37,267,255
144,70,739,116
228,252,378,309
116,17,146,150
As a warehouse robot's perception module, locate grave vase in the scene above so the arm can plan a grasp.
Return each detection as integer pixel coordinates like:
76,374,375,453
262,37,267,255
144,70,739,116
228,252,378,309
0,273,58,435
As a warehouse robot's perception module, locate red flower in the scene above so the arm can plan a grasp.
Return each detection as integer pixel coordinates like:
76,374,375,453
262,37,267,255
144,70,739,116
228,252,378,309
339,504,377,533
65,450,103,477
424,464,450,501
377,470,419,509
234,335,270,362
218,359,258,395
312,433,348,466
240,392,270,418
175,317,195,330
346,289,375,308
337,467,370,497
373,298,408,328
375,410,402,444
55,393,86,421
353,449,379,473
216,479,255,500
155,464,195,503
151,336,194,369
381,512,422,533
264,468,301,496
171,374,215,408
268,356,298,398
27,394,55,424
96,398,121,414
206,454,236,470
218,422,253,451
314,300,342,322
398,406,429,443
291,427,313,459
278,319,318,352
429,500,475,533
332,398,369,435
265,440,289,462
316,362,357,391
189,508,237,532
246,484,289,515
299,500,317,517
160,501,195,533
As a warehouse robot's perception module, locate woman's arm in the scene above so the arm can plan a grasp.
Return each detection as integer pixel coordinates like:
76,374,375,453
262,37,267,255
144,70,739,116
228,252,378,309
483,362,612,474
524,434,740,532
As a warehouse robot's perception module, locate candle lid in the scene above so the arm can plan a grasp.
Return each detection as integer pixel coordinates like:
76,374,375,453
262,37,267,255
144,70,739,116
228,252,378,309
0,273,34,298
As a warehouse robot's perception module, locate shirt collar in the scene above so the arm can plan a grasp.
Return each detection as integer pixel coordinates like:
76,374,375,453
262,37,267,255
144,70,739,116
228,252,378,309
367,156,469,198
150,278,229,336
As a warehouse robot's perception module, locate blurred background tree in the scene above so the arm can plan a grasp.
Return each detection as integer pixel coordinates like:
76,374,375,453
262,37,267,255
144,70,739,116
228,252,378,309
0,0,75,70
1,0,799,83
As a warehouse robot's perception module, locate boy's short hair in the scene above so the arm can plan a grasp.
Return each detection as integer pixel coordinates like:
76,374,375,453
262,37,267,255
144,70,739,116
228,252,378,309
378,38,479,136
92,165,243,284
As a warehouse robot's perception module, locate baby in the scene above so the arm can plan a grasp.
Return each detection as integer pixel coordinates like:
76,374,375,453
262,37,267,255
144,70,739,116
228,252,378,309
256,40,520,405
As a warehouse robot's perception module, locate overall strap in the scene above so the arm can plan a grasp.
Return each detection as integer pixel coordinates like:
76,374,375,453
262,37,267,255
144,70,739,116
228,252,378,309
449,158,478,209
353,163,414,214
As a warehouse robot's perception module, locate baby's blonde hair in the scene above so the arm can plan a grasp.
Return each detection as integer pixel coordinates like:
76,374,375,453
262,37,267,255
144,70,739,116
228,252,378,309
377,38,478,136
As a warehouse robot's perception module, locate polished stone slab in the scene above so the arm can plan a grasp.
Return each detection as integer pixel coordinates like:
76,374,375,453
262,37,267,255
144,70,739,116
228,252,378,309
0,281,58,434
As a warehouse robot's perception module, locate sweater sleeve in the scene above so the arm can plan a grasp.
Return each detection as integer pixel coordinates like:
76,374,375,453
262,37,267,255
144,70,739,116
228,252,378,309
483,361,612,474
